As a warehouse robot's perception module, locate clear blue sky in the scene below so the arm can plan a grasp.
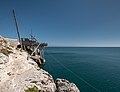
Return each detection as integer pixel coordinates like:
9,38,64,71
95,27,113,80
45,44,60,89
1,0,120,47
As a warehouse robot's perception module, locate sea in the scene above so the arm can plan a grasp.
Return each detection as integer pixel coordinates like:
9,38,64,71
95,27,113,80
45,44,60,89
43,47,120,92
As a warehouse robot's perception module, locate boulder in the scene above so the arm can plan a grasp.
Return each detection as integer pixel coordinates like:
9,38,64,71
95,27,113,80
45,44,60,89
55,78,80,92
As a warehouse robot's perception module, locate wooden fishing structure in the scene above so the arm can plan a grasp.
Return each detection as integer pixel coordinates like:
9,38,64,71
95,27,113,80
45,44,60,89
12,9,48,67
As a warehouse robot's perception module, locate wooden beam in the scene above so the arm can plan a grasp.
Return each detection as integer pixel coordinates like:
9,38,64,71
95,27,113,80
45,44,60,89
12,9,21,42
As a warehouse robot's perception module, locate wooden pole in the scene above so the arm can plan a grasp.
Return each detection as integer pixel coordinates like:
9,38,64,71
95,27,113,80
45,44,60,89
31,43,41,56
12,9,21,42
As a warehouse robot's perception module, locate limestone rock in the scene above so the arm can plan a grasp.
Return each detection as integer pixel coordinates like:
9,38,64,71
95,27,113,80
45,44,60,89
55,78,80,92
0,53,9,64
0,48,56,92
0,36,56,92
0,36,80,92
0,36,17,56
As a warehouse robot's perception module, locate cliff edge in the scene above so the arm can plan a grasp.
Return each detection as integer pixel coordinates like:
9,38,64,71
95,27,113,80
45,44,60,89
0,36,80,92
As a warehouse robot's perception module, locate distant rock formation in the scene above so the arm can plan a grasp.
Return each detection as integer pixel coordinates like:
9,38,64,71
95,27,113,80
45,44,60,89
0,36,80,92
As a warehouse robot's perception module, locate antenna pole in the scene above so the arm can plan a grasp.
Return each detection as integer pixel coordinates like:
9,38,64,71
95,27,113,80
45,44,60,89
12,9,21,42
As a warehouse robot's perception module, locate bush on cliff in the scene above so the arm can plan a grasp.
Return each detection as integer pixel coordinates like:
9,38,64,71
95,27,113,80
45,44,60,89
24,86,39,92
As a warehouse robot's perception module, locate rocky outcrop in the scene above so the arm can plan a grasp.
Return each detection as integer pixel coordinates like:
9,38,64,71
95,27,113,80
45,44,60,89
0,36,80,92
55,78,80,92
0,36,56,92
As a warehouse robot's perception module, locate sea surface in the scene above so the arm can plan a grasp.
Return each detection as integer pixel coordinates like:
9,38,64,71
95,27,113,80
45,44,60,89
44,47,120,92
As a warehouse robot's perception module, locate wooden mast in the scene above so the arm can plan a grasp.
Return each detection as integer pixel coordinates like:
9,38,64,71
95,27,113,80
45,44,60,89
12,9,21,42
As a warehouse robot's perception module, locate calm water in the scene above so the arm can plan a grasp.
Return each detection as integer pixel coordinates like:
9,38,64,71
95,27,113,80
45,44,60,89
44,47,120,92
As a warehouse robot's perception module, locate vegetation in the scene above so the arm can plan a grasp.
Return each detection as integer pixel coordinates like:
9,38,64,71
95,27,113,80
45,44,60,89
24,86,39,92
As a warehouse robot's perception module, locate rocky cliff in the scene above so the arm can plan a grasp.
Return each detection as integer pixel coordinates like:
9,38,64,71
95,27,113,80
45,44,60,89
0,36,80,92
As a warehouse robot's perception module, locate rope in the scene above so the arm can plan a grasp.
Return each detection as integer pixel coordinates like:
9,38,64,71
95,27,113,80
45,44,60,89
46,52,101,92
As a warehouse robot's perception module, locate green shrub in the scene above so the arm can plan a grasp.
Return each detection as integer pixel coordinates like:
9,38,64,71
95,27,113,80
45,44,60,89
24,86,39,92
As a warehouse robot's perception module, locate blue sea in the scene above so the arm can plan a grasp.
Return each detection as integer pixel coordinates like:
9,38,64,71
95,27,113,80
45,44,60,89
44,47,120,92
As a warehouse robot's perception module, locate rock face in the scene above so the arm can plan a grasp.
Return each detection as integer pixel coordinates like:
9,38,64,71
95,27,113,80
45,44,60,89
0,36,80,92
55,78,80,92
0,53,9,64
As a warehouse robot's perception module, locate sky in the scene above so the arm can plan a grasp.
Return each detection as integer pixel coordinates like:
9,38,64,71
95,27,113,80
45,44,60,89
0,0,120,47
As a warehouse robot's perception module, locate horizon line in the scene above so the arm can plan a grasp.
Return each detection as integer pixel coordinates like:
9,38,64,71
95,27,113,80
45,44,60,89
47,46,120,47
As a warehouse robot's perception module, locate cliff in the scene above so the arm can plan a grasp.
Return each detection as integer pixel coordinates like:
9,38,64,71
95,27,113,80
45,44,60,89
0,36,80,92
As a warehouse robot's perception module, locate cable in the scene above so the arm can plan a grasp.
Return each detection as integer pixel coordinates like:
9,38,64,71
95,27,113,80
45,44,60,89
46,52,101,92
